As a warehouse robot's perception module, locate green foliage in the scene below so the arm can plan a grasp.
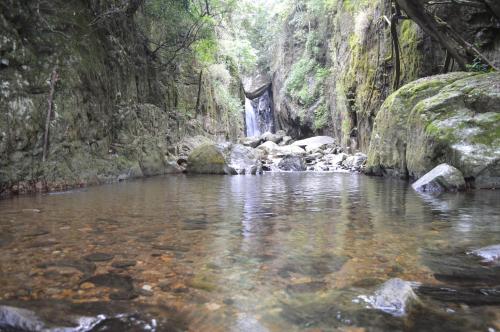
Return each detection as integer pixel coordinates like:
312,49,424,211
313,102,329,130
193,38,217,65
466,57,491,73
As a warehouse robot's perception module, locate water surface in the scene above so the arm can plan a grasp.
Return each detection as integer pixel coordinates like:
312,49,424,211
0,173,499,331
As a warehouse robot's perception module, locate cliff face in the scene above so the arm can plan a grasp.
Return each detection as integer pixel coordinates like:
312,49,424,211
271,0,500,152
0,0,243,195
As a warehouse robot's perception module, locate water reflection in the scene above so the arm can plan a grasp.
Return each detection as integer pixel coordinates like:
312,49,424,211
0,174,499,331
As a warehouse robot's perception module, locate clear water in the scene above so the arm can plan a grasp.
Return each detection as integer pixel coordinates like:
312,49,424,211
0,173,499,331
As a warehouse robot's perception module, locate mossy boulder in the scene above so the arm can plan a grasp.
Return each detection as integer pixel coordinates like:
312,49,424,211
186,144,230,175
366,72,500,188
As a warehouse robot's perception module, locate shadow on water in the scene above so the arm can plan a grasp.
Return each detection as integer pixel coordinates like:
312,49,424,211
0,174,499,331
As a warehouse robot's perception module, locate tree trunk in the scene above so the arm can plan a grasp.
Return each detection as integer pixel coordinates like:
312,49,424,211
42,68,59,162
483,0,500,19
394,0,469,69
195,69,203,114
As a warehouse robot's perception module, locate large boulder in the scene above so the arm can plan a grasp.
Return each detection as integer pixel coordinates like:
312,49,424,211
175,135,214,158
278,155,306,171
366,72,500,189
187,143,261,175
226,144,262,175
411,163,466,193
187,144,229,174
243,73,271,99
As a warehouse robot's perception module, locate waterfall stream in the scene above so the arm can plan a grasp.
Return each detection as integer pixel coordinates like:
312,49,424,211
244,89,274,137
245,98,260,137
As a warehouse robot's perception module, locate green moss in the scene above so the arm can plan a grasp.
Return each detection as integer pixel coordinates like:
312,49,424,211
313,102,329,130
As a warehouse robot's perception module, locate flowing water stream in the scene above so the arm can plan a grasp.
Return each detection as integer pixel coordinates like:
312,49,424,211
0,173,499,331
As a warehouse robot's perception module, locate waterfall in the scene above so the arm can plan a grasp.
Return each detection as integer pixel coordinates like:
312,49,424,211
245,98,260,137
244,89,274,137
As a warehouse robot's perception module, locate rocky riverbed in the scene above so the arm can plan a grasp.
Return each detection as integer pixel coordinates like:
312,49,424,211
183,132,368,176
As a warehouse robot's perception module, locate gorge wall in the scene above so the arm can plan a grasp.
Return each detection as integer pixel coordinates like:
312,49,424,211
0,0,244,195
270,0,500,153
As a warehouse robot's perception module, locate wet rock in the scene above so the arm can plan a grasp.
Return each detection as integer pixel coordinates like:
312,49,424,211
342,153,367,171
26,239,60,248
240,136,262,148
0,305,52,331
152,244,189,252
82,273,134,292
226,144,261,174
37,260,96,278
176,135,214,159
0,233,13,248
278,155,306,171
366,72,500,184
412,163,466,193
84,253,114,262
358,278,419,317
423,249,500,286
24,229,50,237
416,285,500,305
80,282,95,290
111,260,137,269
468,244,500,263
324,153,348,166
280,136,293,146
292,136,336,149
0,304,105,331
276,145,306,157
186,144,229,175
256,141,280,154
182,219,208,230
109,291,138,301
278,255,346,278
261,131,283,144
286,281,326,294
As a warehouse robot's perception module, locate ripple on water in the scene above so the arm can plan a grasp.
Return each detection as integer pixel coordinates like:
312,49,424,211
0,173,499,331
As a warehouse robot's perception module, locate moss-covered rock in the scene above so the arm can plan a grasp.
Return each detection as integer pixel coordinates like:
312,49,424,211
186,144,229,175
366,72,500,188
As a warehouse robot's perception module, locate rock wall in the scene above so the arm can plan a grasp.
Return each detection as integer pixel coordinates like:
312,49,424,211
271,0,500,153
366,72,500,188
0,0,244,195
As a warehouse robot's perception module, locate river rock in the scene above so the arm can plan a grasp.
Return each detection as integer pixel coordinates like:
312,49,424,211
411,163,466,193
324,153,348,166
84,253,114,262
292,136,336,149
468,244,500,263
227,144,262,175
256,141,280,155
342,153,367,170
176,135,214,158
280,136,293,146
261,131,283,144
240,137,262,148
278,156,306,171
358,278,419,317
276,145,306,157
186,144,232,175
